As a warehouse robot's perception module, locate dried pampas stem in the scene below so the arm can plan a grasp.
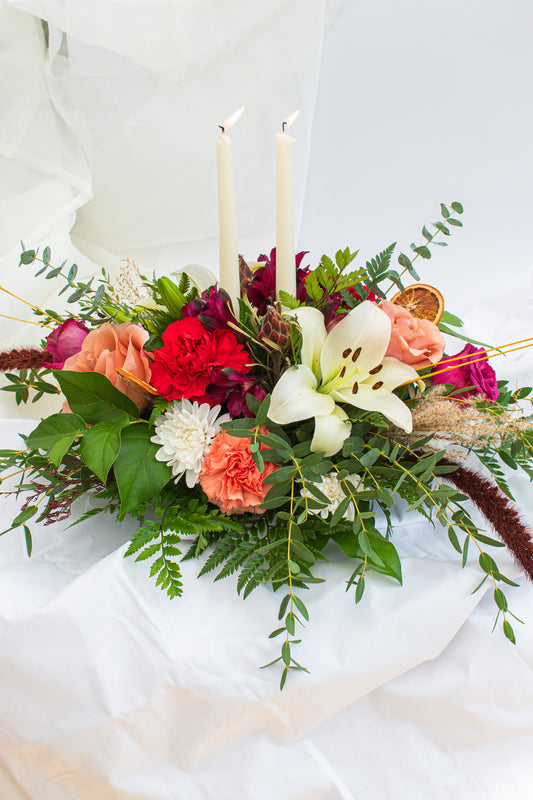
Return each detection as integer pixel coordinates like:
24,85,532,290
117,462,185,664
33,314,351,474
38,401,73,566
0,348,50,371
441,458,533,582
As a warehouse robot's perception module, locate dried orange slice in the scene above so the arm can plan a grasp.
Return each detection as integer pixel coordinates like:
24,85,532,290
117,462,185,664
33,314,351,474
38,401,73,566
116,368,160,397
390,283,444,324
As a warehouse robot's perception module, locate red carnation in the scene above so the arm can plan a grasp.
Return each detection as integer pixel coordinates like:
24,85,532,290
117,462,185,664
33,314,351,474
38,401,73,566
150,317,252,404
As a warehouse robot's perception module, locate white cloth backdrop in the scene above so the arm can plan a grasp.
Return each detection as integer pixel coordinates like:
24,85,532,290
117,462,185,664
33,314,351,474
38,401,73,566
1,0,533,797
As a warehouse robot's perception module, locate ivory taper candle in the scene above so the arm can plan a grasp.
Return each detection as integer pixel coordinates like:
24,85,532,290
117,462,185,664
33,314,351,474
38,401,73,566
217,106,244,314
276,110,300,300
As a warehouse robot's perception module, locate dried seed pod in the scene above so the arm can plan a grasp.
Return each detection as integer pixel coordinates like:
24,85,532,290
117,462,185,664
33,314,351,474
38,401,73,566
259,306,291,350
239,255,253,298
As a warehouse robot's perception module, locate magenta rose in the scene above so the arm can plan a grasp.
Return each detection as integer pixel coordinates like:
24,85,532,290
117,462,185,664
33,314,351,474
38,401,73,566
431,343,499,402
44,319,90,369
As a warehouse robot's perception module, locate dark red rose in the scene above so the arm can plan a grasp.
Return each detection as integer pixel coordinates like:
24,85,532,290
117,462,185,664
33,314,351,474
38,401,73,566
431,343,499,403
44,318,90,369
247,248,310,314
150,317,252,403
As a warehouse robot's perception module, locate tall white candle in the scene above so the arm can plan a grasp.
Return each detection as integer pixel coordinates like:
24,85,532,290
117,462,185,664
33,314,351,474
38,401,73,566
276,110,300,300
217,106,244,314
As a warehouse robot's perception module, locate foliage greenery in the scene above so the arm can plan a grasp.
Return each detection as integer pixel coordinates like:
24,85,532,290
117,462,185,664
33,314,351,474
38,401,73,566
1,202,532,687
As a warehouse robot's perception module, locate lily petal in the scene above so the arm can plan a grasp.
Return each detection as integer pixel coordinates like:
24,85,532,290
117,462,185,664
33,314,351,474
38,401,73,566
268,364,335,425
334,383,413,432
320,301,392,384
292,306,327,377
371,356,419,390
311,405,351,457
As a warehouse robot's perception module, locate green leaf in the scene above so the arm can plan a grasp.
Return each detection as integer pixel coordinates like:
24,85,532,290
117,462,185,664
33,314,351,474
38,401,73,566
479,552,498,574
26,413,87,466
42,246,51,265
280,666,289,690
20,250,36,265
80,417,129,482
293,595,309,621
448,526,462,554
470,532,504,548
114,423,172,514
285,612,296,635
439,310,464,328
281,641,291,666
12,505,39,527
333,528,359,558
498,449,518,470
503,619,516,644
398,253,413,271
494,588,508,611
411,245,431,259
278,594,291,620
67,263,78,282
440,203,450,218
451,201,464,214
360,448,381,467
290,539,316,563
24,525,32,557
157,276,186,316
93,284,106,304
355,575,365,603
367,533,402,583
55,371,139,424
437,323,493,349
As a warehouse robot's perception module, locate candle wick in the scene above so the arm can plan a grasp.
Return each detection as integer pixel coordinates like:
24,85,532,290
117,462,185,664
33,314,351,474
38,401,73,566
282,121,286,132
219,125,225,134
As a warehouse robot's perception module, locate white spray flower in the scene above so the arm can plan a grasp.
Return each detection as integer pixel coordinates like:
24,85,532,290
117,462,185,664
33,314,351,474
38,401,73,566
151,399,230,487
303,472,362,521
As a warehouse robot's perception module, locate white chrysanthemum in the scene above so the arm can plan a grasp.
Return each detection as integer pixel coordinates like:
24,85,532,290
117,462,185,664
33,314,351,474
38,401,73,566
303,472,362,521
151,400,230,488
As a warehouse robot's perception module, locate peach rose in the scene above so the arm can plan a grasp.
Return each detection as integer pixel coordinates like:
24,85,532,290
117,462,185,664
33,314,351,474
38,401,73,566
199,427,277,515
380,300,445,369
62,322,153,410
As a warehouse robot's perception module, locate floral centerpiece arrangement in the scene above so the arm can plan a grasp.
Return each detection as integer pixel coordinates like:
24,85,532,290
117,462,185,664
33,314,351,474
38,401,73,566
1,201,533,688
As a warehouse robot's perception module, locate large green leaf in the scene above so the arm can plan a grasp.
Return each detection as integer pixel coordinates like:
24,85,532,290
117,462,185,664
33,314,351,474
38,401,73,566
80,415,129,482
26,413,87,466
333,528,359,558
114,423,172,514
55,371,139,424
367,532,402,584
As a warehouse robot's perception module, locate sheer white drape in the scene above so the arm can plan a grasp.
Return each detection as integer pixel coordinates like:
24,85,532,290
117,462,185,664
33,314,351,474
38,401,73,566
0,0,341,414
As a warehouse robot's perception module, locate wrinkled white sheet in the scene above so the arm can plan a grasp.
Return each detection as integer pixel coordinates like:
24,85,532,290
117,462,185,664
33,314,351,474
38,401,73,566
0,418,532,799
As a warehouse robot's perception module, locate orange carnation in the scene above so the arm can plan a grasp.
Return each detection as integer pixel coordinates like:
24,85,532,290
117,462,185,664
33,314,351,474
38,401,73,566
199,427,277,515
62,322,153,410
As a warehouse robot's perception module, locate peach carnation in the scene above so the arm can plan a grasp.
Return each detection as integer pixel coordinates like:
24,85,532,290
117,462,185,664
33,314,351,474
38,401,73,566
199,427,277,515
62,322,153,410
380,300,445,370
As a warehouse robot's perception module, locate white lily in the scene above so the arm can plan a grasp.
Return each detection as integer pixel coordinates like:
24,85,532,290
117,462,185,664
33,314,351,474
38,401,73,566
268,301,418,455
